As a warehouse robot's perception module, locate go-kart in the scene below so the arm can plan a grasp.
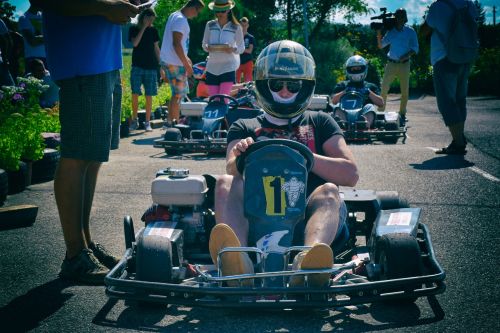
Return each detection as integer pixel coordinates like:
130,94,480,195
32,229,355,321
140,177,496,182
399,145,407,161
105,139,445,308
153,83,262,155
333,90,407,144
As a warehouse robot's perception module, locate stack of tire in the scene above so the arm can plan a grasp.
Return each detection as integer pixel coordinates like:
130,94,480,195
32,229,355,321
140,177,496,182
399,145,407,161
0,169,7,206
31,148,60,184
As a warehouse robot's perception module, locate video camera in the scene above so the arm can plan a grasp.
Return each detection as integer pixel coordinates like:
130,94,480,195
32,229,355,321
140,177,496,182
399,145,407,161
370,8,396,31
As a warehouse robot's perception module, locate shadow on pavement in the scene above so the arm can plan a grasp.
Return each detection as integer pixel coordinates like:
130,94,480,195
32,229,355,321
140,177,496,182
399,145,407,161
409,156,474,170
0,279,74,332
93,295,444,332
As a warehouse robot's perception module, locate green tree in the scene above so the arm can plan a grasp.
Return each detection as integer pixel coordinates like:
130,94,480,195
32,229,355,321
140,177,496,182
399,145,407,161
275,0,370,44
474,0,486,26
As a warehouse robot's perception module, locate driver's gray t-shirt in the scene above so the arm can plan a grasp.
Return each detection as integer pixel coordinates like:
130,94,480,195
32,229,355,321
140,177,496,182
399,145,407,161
227,110,343,195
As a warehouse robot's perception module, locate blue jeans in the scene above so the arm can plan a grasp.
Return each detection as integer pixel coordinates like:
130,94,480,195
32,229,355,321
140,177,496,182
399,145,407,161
433,58,471,126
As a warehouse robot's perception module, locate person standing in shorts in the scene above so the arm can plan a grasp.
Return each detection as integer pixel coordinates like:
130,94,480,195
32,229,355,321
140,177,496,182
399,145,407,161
235,17,254,83
35,0,139,284
160,0,205,126
128,8,160,132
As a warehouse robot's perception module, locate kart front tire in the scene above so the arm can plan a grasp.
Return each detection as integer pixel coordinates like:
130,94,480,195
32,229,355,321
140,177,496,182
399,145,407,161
375,233,423,303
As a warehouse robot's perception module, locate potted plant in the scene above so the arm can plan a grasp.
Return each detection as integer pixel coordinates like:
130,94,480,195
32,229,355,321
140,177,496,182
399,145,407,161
0,77,60,191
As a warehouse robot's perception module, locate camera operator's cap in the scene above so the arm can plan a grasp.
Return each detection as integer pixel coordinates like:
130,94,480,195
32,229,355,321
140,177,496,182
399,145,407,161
208,0,235,12
395,8,408,22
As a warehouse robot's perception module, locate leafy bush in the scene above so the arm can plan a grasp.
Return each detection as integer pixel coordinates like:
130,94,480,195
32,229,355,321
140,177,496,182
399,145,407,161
120,54,172,121
469,47,500,96
0,77,60,171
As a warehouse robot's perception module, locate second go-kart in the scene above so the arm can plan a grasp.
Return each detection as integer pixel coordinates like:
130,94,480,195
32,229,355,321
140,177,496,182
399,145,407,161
105,139,445,309
154,85,261,155
333,90,407,144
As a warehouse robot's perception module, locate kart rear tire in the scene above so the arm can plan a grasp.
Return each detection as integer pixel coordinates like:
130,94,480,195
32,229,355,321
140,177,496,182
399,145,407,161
163,128,182,156
164,128,182,141
375,233,423,303
377,191,408,209
136,235,173,283
124,215,135,250
382,137,399,144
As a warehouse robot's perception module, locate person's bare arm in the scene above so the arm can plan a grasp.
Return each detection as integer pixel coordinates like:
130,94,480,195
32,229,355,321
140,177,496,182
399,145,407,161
30,0,138,24
368,90,384,108
226,137,254,176
154,41,160,63
312,135,359,187
173,31,193,76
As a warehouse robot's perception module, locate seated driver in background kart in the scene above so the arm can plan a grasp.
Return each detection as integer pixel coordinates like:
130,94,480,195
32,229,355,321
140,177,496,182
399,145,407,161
210,40,359,287
331,55,384,128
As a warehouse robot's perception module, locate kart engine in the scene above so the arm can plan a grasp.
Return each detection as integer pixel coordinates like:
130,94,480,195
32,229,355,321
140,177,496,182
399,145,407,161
148,168,213,253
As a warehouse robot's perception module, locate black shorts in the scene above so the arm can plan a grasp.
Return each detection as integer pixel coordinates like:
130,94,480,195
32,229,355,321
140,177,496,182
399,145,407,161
205,70,236,85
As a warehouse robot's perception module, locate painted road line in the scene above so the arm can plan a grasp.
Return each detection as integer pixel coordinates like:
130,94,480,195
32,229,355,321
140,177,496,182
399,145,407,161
469,166,500,182
426,147,499,182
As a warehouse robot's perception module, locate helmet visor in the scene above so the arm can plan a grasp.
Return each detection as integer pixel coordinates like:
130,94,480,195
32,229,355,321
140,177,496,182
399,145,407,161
268,79,303,94
347,65,366,74
254,49,315,80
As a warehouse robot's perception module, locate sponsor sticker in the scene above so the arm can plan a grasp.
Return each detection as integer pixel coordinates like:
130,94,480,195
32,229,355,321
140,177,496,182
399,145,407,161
387,212,412,226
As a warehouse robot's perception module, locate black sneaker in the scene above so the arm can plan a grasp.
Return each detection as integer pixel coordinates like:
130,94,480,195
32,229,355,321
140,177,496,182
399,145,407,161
59,249,109,285
435,141,467,155
89,242,120,269
399,115,407,127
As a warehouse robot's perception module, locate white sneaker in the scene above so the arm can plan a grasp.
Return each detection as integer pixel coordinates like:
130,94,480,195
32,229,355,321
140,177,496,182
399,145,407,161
129,119,139,131
145,121,153,132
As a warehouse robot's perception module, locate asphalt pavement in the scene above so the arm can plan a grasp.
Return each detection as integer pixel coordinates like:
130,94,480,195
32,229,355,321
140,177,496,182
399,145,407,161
0,94,499,333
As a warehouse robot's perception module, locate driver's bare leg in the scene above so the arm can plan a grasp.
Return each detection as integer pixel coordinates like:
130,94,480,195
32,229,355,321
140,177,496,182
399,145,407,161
290,183,340,287
212,175,254,286
304,183,342,246
214,175,249,246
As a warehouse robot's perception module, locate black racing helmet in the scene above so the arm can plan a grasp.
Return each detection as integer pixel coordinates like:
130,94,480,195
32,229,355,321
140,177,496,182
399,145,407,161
254,40,316,119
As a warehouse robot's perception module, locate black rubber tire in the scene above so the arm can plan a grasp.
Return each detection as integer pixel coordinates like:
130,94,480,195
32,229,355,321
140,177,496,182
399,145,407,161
136,235,173,283
382,137,399,144
164,128,182,141
124,215,135,250
375,233,423,303
377,191,402,210
120,121,130,138
31,148,60,184
384,121,399,131
7,161,28,194
0,169,8,206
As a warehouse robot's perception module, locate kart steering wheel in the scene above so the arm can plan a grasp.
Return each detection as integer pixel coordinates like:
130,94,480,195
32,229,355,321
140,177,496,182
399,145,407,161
208,94,239,110
236,139,315,175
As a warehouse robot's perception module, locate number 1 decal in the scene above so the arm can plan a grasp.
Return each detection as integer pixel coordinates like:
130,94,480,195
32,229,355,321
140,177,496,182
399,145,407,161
263,176,286,216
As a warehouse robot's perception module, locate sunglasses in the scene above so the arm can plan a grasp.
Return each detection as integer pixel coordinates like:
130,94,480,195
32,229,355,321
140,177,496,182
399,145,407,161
268,80,302,93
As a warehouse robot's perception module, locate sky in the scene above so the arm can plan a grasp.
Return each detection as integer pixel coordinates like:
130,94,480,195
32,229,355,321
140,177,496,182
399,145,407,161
6,0,500,24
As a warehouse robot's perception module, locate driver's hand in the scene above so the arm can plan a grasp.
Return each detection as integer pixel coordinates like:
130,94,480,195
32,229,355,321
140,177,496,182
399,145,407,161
232,137,254,157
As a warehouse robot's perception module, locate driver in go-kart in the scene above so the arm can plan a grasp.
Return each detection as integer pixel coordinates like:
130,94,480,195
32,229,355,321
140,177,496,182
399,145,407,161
331,55,384,128
210,40,359,287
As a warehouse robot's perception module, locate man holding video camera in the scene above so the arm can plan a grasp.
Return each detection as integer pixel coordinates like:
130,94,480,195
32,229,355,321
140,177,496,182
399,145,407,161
375,8,418,126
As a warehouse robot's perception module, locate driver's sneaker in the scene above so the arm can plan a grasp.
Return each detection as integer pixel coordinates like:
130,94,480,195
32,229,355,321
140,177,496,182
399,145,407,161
399,114,407,127
209,223,254,287
89,242,120,269
59,249,109,285
289,243,333,288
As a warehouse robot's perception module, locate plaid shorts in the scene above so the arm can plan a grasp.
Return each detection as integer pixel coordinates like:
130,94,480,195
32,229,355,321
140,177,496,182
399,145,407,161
57,70,121,162
130,66,158,96
162,63,189,98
